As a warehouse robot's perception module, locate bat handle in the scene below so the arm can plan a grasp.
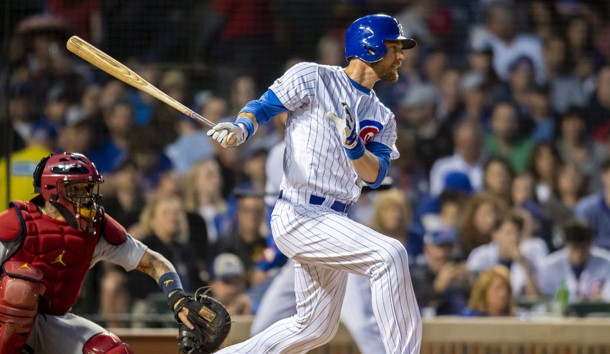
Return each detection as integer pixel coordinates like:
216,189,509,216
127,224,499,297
185,110,215,129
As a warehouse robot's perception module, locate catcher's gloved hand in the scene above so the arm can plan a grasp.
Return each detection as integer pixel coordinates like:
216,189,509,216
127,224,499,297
169,288,232,354
207,122,248,148
327,102,365,159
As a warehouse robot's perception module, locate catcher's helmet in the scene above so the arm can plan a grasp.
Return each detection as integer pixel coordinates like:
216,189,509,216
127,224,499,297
345,14,416,63
33,152,104,231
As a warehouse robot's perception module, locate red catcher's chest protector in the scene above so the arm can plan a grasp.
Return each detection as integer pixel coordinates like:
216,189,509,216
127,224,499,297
1,201,102,315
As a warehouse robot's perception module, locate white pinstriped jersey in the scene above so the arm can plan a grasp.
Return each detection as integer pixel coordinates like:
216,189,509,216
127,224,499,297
269,62,399,204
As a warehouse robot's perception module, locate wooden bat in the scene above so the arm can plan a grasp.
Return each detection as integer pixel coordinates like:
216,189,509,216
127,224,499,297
66,35,215,128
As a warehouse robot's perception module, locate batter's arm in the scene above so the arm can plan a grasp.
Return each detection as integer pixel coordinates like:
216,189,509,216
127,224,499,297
351,141,392,188
351,151,381,185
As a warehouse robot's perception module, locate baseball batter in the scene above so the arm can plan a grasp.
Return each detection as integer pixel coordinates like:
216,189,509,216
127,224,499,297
208,14,421,354
0,153,229,354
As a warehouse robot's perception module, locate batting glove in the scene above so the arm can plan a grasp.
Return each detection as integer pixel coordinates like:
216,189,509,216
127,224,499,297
327,102,365,159
207,122,247,148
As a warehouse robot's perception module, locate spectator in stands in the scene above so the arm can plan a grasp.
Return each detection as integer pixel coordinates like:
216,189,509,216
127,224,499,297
42,83,71,128
467,211,541,298
575,157,610,250
453,72,491,127
0,120,55,207
411,226,470,316
587,66,610,141
490,56,537,117
388,126,429,209
164,98,215,175
87,98,133,174
513,207,549,268
316,35,344,67
470,1,545,85
148,69,190,147
209,253,252,316
100,158,145,232
526,0,561,42
369,188,415,257
214,189,267,285
164,115,212,176
465,44,500,89
127,62,159,126
422,49,448,89
3,83,36,155
485,102,535,173
126,196,202,326
429,119,485,196
185,158,233,246
462,265,515,317
418,171,474,225
97,80,127,123
544,163,586,250
542,35,586,114
151,171,210,284
528,142,561,203
238,145,268,192
482,156,514,205
394,0,437,49
537,220,610,303
47,0,102,43
436,67,461,124
416,172,473,254
556,107,606,189
80,84,102,119
57,112,93,155
457,192,508,257
564,15,603,83
398,84,453,173
101,195,201,328
126,128,173,196
511,172,553,246
526,86,556,142
207,0,274,85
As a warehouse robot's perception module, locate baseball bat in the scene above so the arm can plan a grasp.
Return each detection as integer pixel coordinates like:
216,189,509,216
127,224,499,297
66,35,215,128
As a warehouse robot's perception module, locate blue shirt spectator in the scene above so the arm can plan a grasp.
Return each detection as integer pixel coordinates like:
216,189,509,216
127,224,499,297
575,158,610,250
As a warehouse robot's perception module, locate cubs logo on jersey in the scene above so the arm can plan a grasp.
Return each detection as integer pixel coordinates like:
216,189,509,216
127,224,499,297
359,120,383,144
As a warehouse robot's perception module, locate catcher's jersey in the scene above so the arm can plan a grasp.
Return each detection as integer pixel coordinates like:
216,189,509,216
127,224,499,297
269,62,399,204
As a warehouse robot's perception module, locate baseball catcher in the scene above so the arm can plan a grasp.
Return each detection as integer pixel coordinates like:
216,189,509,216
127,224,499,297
0,152,230,354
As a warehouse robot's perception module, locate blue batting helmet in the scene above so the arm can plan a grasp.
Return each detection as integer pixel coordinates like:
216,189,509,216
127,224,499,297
345,14,416,63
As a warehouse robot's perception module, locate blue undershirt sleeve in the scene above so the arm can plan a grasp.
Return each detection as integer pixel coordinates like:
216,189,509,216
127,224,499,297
365,141,391,189
240,89,288,126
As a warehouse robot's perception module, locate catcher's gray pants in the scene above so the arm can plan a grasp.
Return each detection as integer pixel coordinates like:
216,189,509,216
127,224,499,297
26,312,106,353
251,259,386,354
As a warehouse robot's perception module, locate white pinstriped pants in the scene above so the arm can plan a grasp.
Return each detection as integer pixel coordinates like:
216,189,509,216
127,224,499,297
216,197,422,354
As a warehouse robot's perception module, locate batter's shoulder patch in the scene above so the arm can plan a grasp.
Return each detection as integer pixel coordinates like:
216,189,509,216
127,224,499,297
359,120,383,144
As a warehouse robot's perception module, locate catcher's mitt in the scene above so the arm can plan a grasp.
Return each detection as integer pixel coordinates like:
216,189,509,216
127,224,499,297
171,288,232,354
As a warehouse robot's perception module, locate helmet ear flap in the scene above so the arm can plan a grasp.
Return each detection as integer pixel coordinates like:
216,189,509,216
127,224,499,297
33,154,53,193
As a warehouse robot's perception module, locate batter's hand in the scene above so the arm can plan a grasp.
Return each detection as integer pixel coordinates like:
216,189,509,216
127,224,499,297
327,102,359,149
207,122,247,148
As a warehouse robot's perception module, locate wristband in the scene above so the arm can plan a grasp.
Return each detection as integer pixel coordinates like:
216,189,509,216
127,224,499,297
236,117,255,140
158,272,184,297
345,138,365,160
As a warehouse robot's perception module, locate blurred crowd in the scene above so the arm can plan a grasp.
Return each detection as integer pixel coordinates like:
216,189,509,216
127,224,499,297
2,0,610,326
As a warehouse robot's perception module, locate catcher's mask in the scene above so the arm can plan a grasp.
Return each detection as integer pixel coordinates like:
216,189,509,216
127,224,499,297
33,152,104,233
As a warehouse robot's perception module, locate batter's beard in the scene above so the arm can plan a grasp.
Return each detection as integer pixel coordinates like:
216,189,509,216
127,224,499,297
371,62,399,83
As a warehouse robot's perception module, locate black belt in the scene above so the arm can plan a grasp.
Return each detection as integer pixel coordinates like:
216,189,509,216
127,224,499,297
278,190,351,214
